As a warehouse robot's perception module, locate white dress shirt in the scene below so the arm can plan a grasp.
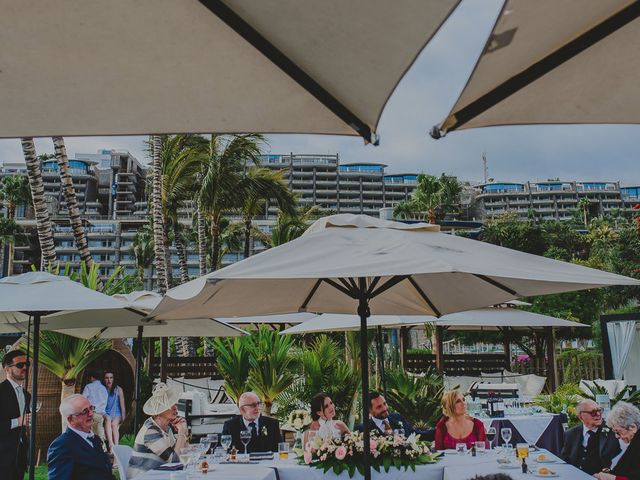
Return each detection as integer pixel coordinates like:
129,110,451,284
243,416,260,433
68,426,95,447
82,380,108,414
582,425,597,448
8,377,25,429
371,416,387,433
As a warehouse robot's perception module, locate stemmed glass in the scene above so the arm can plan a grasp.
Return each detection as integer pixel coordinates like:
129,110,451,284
198,437,211,459
206,433,219,455
179,446,198,472
486,427,496,450
501,427,512,448
240,429,252,459
305,431,318,452
220,434,232,453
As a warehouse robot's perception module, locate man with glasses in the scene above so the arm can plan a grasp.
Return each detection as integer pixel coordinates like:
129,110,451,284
0,350,31,480
222,391,282,453
560,398,620,474
47,394,115,480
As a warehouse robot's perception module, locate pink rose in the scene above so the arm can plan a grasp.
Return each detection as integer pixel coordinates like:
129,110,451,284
369,440,378,451
303,450,312,464
335,446,347,460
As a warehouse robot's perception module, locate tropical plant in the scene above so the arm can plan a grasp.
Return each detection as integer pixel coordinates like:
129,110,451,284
392,173,461,224
32,261,139,295
384,368,445,429
237,167,297,258
578,197,591,227
210,336,252,403
270,204,321,247
198,134,264,270
21,139,56,269
131,223,155,290
0,176,30,275
533,383,583,427
150,135,168,293
0,217,21,275
580,381,640,408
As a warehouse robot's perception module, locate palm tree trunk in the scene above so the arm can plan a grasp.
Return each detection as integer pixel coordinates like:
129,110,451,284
7,203,15,276
53,136,103,290
163,228,173,287
210,221,220,272
427,208,437,225
21,138,56,269
151,135,168,293
244,218,252,259
175,236,189,283
197,206,207,275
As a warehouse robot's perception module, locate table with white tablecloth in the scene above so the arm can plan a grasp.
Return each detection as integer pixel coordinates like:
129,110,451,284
481,413,564,455
135,464,278,480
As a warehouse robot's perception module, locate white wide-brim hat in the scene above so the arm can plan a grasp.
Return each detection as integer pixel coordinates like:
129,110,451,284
143,382,181,416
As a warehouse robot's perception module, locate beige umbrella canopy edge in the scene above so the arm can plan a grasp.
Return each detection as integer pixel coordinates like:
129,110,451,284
1,0,462,144
431,0,640,137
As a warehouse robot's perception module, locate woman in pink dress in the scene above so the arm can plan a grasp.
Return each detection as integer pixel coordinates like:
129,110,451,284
434,390,486,450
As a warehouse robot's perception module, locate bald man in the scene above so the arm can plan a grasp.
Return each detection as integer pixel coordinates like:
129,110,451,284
222,392,282,453
560,399,620,474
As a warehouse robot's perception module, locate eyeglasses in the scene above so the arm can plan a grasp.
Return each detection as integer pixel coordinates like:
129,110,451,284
70,405,96,417
580,408,602,417
240,401,262,409
611,426,628,436
7,361,30,369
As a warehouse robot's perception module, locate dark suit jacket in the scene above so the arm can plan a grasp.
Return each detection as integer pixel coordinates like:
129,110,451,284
355,412,435,440
47,428,115,480
0,379,31,475
222,415,282,453
611,431,640,480
559,424,620,474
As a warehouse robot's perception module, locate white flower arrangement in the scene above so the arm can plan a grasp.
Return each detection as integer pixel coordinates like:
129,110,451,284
287,409,312,431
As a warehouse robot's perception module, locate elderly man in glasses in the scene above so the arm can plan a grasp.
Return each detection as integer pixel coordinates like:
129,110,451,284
560,398,620,474
222,391,282,454
0,350,31,480
47,394,115,480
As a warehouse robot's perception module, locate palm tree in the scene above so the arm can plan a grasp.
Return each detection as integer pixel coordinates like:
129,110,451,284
52,136,102,289
21,138,56,269
0,217,20,276
131,223,154,291
238,167,297,258
198,134,263,271
578,197,591,227
173,223,193,284
150,135,168,293
196,206,208,274
393,173,461,224
270,204,321,247
0,176,30,275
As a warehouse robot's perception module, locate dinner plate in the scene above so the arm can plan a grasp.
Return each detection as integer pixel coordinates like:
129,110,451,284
532,472,559,478
497,464,520,470
534,458,557,464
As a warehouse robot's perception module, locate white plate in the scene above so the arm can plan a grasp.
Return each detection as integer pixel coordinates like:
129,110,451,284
534,458,557,464
532,472,559,478
497,464,520,470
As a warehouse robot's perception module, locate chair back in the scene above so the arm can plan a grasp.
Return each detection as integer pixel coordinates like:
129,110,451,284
112,444,133,480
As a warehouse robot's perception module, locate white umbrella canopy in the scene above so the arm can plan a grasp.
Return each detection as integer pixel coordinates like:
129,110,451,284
431,0,640,137
219,312,316,326
281,314,424,335
151,214,639,321
1,0,461,144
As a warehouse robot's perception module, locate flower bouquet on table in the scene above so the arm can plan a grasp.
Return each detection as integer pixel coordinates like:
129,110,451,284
287,409,313,432
300,430,441,478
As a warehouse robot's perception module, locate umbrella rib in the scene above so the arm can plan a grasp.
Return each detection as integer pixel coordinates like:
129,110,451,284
198,0,376,144
324,278,358,298
473,274,518,296
300,279,324,310
407,276,442,317
366,277,382,296
369,275,409,298
432,1,640,136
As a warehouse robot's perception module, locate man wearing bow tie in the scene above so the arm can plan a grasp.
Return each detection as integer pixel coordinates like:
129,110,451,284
0,350,31,480
48,394,115,480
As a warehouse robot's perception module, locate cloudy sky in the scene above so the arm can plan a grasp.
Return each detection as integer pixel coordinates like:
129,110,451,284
1,0,638,184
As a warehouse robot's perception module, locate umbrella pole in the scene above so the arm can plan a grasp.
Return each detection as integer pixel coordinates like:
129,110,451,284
357,279,371,480
376,325,387,398
28,313,40,480
134,326,143,433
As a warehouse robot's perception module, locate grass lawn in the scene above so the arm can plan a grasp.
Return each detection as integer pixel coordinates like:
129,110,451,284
26,465,121,480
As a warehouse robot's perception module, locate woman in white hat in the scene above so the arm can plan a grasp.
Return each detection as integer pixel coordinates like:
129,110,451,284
127,383,188,478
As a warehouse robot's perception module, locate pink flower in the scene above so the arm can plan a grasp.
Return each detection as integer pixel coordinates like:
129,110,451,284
303,450,312,464
335,446,347,460
393,435,403,446
369,440,378,451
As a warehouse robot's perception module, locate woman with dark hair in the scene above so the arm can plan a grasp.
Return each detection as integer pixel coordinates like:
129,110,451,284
104,370,126,450
304,392,350,444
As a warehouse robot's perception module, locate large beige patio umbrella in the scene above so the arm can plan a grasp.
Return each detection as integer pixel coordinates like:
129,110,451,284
431,0,640,137
1,0,461,144
150,213,639,479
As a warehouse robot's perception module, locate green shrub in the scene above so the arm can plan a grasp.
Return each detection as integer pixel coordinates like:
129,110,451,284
533,383,582,427
385,367,444,429
407,348,432,356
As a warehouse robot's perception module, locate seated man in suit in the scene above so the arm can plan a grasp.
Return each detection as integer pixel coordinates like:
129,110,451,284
356,391,435,441
560,398,620,475
48,394,115,480
222,392,282,453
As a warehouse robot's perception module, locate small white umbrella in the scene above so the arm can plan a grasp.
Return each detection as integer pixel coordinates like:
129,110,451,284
0,271,136,479
150,214,639,478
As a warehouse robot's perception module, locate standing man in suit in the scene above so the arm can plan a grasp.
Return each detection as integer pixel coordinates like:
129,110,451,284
560,398,620,474
1,350,31,480
222,391,282,453
47,394,115,480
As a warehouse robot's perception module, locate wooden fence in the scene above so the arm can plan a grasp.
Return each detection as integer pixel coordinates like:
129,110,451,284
150,356,222,379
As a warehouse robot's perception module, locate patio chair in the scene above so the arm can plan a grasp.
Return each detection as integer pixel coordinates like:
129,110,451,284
579,379,627,398
178,391,238,437
112,445,133,480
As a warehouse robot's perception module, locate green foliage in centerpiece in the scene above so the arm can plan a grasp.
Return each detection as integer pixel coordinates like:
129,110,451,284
300,431,440,478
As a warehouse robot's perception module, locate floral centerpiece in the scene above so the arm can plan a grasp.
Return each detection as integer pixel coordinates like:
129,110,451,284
300,431,440,478
287,409,313,431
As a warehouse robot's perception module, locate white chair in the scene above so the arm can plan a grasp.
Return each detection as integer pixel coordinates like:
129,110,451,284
112,445,133,480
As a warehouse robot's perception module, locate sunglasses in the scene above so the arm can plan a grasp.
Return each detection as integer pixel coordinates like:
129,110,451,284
7,361,30,369
580,408,602,417
70,405,96,417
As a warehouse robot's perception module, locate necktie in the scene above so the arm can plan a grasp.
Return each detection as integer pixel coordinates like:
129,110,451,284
15,386,25,415
89,435,104,453
249,421,257,437
382,419,392,434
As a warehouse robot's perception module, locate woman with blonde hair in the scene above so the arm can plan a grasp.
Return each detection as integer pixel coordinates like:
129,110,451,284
434,390,486,450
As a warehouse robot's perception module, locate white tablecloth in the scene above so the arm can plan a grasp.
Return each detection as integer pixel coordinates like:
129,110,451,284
481,414,556,445
135,464,277,480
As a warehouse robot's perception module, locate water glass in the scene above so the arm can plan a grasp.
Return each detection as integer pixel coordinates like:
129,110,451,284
501,427,512,448
220,434,232,452
212,449,226,464
456,443,467,455
278,442,289,460
475,441,486,455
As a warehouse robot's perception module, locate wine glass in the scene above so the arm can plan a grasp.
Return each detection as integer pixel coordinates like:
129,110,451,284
206,433,219,455
240,429,252,459
486,427,496,450
220,434,232,453
501,427,512,448
198,437,211,458
179,446,196,472
305,430,318,452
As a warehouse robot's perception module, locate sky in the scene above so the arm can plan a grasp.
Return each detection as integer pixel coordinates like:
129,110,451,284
1,0,638,184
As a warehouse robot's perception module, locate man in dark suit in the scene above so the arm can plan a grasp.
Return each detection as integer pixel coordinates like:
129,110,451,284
222,391,282,453
47,393,115,480
356,391,435,441
1,350,31,480
560,398,620,475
